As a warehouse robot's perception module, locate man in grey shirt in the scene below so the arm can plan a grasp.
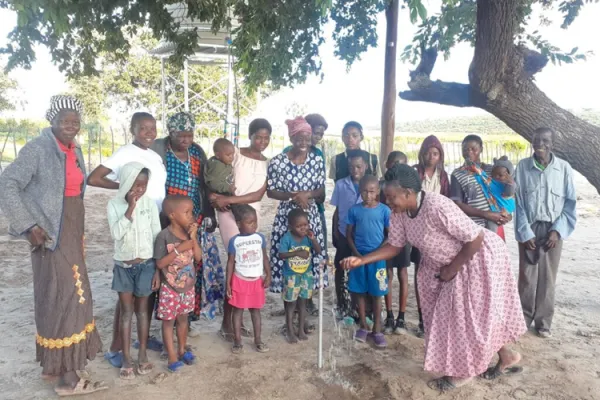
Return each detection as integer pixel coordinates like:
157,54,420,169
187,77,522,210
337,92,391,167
514,127,577,339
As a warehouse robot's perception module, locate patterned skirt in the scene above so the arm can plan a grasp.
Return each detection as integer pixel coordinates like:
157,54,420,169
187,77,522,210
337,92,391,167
31,196,102,375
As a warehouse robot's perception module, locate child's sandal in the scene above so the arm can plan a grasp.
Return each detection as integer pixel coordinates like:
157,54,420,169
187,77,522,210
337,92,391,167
231,343,244,354
255,342,269,353
136,362,154,375
179,351,196,365
167,360,185,373
119,366,135,380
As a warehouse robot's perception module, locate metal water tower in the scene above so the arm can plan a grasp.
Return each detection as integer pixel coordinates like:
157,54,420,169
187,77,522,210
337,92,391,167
149,3,241,145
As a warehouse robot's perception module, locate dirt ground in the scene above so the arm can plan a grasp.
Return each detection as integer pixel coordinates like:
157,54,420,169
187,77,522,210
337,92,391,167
1,173,600,400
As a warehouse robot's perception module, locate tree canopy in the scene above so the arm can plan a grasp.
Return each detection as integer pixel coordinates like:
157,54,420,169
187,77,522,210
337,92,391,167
66,34,256,125
3,0,600,190
1,0,594,91
0,72,17,113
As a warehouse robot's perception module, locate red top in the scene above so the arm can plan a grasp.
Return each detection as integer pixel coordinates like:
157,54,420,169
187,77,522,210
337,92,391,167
56,137,84,196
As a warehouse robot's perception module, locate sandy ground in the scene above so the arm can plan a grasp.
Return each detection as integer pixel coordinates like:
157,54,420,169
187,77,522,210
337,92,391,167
1,173,600,400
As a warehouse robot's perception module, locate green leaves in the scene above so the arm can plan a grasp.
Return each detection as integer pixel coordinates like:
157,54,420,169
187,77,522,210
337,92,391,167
524,32,590,65
1,0,596,92
0,71,18,113
406,0,427,23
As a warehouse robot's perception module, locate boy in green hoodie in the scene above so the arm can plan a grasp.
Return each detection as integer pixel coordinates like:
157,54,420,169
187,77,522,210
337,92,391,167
107,162,162,379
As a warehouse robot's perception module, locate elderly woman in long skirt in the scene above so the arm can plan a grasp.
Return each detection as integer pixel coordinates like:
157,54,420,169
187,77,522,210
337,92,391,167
0,96,106,396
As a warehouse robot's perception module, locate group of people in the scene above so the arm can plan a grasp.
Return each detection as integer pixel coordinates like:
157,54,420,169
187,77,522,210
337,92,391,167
0,94,577,396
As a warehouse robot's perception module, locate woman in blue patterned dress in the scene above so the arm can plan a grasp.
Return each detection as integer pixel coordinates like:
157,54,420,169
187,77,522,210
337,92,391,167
152,112,225,331
267,117,328,295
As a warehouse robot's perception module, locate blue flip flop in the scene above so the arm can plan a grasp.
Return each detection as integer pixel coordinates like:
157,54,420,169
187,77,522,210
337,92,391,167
167,360,185,373
103,351,123,368
179,351,196,365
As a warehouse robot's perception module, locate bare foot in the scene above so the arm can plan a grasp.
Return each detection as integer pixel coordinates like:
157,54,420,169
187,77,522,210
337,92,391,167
498,348,522,371
286,333,299,344
481,348,523,380
298,330,308,341
449,377,473,387
427,376,472,393
42,373,59,381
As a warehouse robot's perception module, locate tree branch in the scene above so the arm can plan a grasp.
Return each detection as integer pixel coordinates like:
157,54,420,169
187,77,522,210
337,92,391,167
518,45,549,77
400,43,474,108
399,78,473,107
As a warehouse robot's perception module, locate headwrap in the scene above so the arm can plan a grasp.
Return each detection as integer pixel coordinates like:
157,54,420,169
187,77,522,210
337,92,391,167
285,116,312,138
167,112,195,134
493,156,514,175
414,134,450,197
45,95,84,122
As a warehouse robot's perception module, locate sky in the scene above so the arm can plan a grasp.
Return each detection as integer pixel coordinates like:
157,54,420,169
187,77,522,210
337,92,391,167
1,2,600,132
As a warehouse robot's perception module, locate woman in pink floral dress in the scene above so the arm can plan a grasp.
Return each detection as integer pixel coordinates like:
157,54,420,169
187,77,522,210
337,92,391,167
342,164,526,393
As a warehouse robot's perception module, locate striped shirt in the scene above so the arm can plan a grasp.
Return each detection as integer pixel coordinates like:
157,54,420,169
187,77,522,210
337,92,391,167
450,164,493,227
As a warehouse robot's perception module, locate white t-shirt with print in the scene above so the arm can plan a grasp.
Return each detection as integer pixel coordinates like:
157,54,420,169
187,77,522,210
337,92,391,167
228,233,266,279
102,144,167,209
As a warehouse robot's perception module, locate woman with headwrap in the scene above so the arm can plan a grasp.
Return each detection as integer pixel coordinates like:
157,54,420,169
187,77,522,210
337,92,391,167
411,135,451,337
210,118,271,340
151,112,225,328
88,112,166,367
0,95,106,396
341,164,525,393
267,117,328,299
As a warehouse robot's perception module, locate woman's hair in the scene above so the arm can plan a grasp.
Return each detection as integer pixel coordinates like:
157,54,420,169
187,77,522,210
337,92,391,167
462,134,483,148
232,204,257,222
139,167,150,177
387,151,407,165
287,208,308,225
384,163,422,192
249,118,272,137
130,112,155,135
342,121,363,136
305,113,328,130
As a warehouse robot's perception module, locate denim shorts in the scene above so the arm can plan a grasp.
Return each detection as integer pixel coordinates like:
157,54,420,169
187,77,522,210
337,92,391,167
112,259,155,297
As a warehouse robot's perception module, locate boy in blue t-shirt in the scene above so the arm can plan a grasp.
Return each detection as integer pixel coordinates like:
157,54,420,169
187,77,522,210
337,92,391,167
346,175,391,348
279,209,322,344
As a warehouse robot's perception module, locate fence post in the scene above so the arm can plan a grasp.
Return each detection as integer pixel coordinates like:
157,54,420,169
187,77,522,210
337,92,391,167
87,127,92,172
13,130,18,160
0,129,11,173
110,126,115,154
98,126,103,164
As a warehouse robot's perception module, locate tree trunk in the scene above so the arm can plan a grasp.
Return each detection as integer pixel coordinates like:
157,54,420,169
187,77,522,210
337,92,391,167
381,0,399,167
399,0,600,192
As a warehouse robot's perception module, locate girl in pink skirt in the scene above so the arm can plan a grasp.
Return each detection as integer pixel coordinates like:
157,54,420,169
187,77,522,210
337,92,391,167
226,205,272,354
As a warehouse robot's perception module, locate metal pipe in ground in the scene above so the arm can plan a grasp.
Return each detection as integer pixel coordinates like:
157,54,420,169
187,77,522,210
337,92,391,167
318,257,325,369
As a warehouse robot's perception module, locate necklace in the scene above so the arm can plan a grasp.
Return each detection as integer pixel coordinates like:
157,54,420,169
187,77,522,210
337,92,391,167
407,191,423,218
171,148,192,185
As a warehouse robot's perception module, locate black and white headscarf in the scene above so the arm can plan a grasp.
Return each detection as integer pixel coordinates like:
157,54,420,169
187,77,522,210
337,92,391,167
45,95,84,122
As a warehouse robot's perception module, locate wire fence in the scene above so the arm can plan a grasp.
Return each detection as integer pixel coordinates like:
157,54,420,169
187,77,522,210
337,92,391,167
0,127,532,175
